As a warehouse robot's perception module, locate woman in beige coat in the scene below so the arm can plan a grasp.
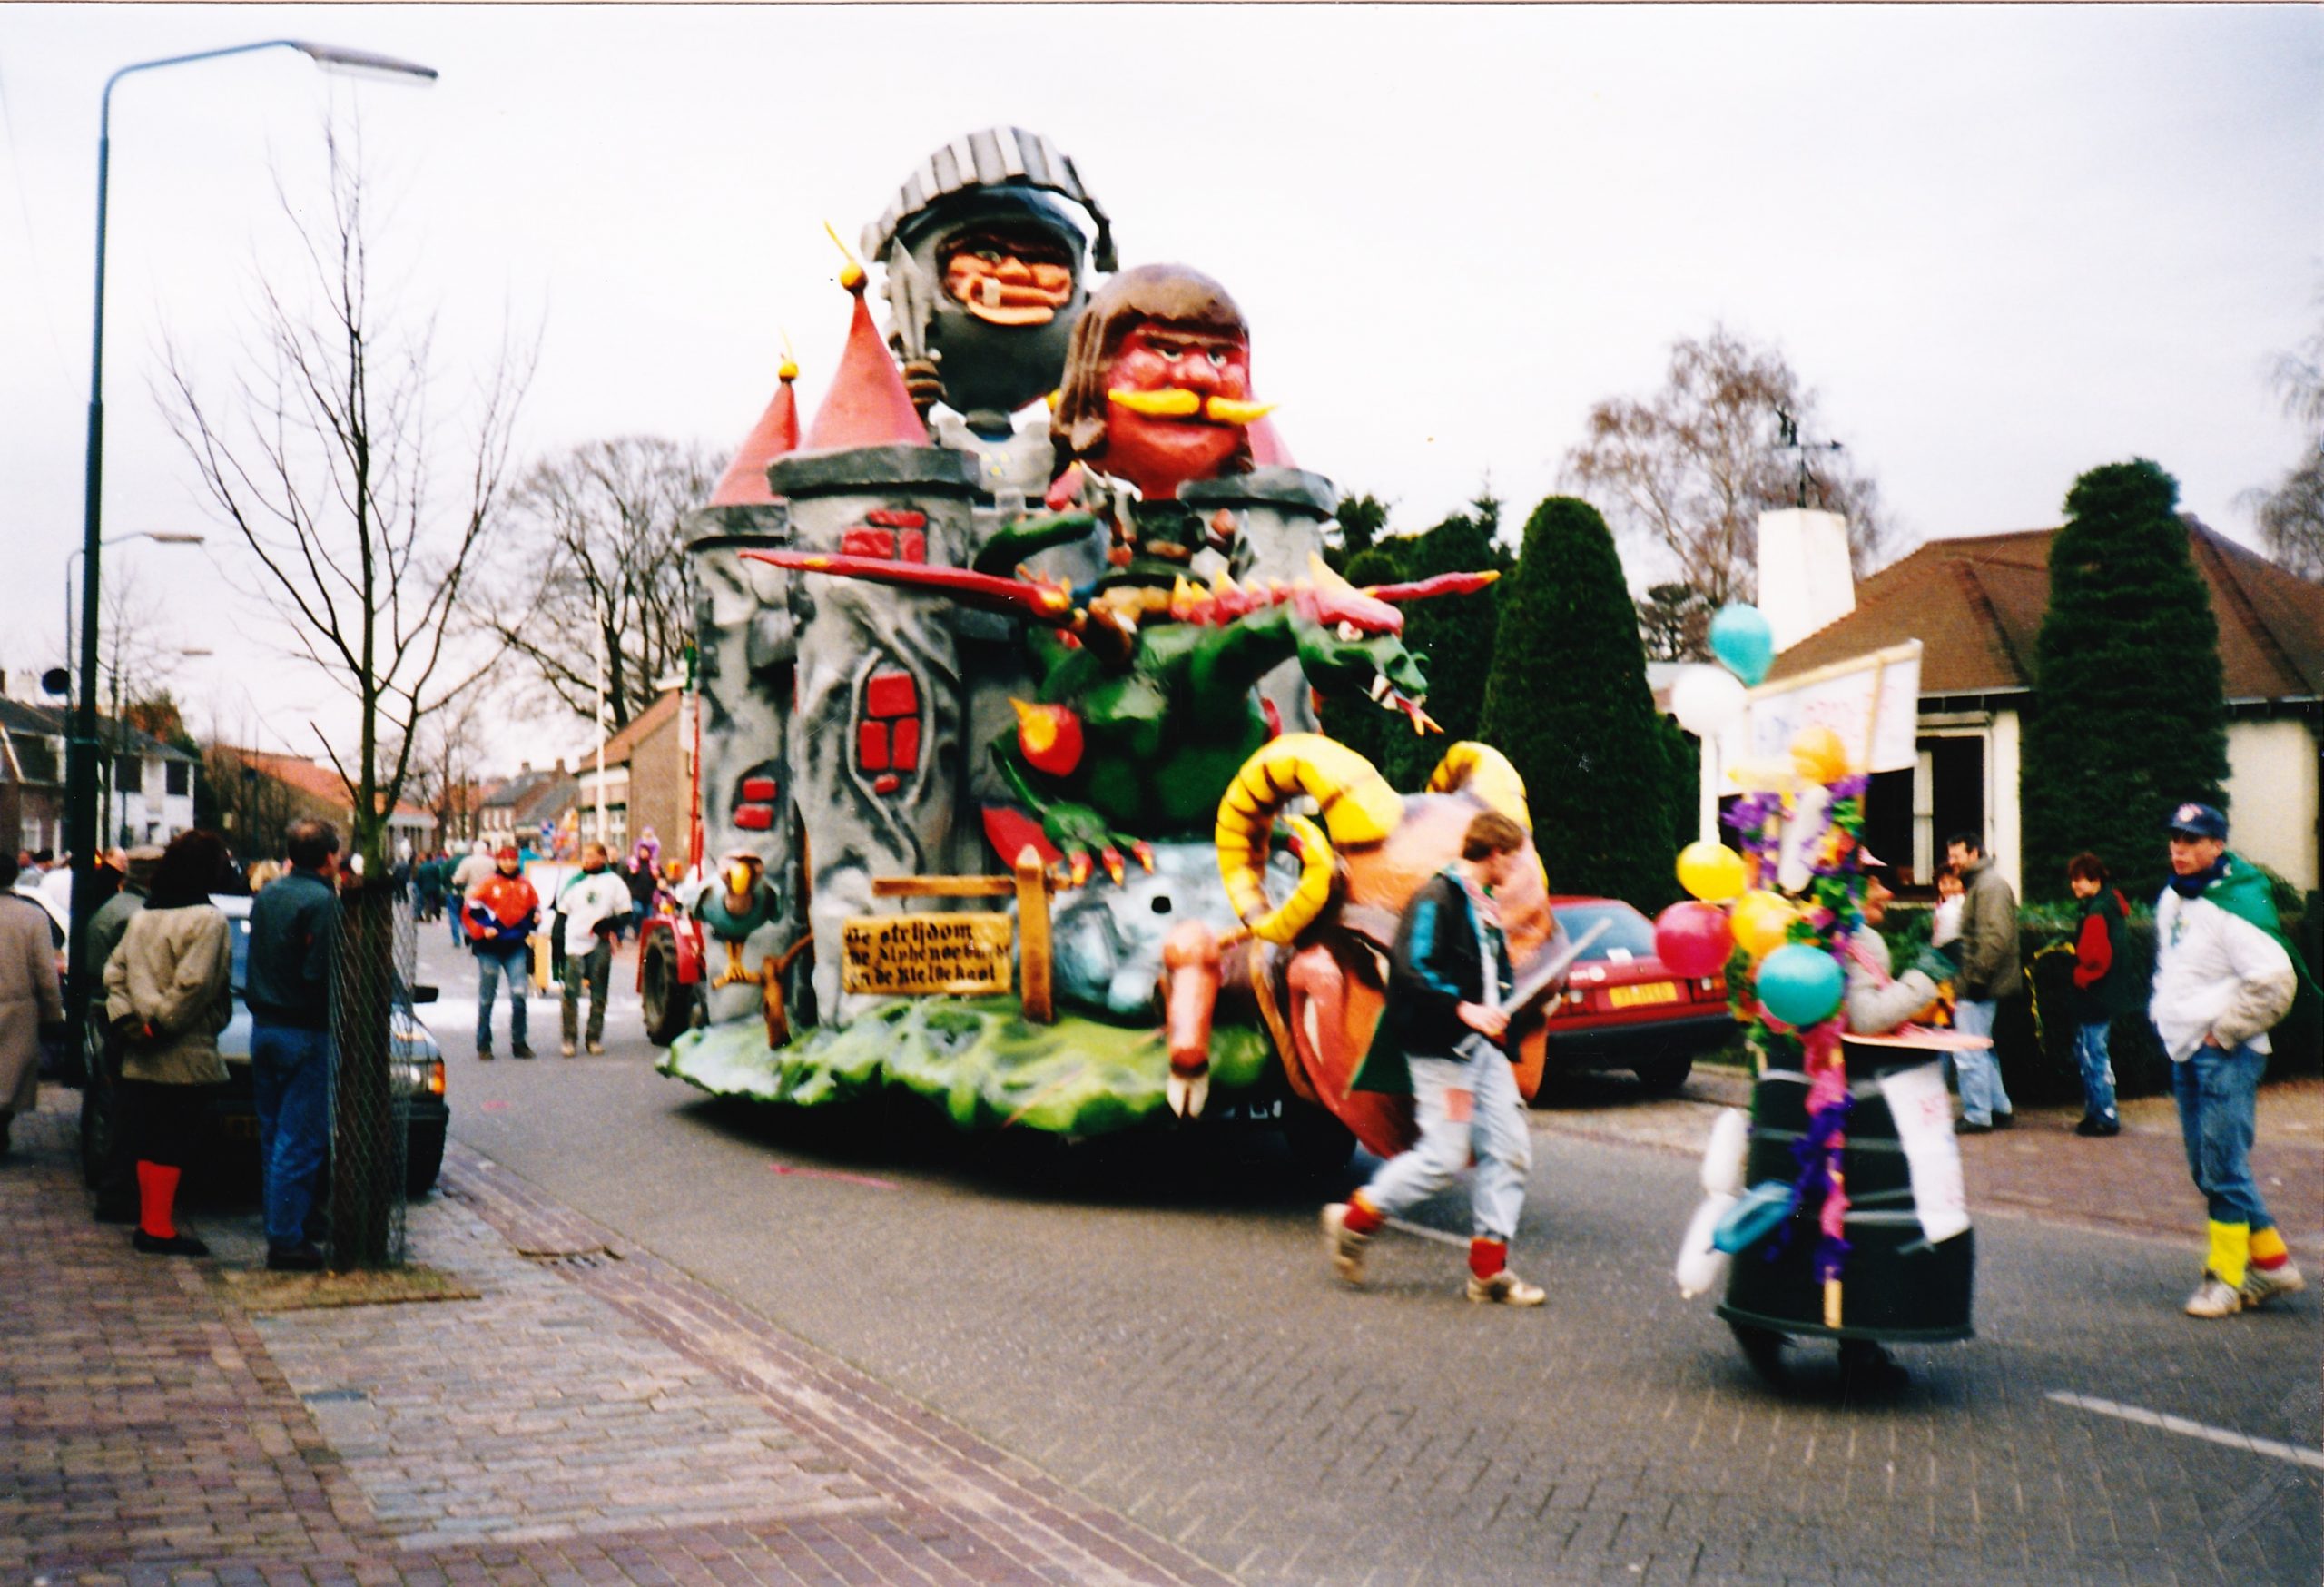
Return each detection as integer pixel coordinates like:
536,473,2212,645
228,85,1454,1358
0,851,66,1156
104,830,234,1256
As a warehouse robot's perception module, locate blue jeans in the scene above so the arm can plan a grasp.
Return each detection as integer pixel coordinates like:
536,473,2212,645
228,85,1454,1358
1949,999,2014,1125
476,948,530,1050
2074,1020,2119,1121
250,1023,330,1251
1362,1038,1532,1244
2171,1040,2274,1232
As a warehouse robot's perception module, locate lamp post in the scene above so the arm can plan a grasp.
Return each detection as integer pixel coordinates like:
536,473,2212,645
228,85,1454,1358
66,38,437,1057
64,530,204,699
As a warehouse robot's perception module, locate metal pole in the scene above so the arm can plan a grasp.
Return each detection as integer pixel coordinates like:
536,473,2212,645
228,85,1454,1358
595,608,607,843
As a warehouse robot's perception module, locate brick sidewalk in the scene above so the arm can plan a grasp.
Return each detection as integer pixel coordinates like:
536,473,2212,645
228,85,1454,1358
1,1089,1239,1587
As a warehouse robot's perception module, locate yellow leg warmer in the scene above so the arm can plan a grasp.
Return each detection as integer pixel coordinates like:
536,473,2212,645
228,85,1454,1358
2251,1227,2290,1267
2208,1220,2250,1289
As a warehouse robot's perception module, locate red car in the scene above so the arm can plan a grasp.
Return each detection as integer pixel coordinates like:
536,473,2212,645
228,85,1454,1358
1532,895,1735,1093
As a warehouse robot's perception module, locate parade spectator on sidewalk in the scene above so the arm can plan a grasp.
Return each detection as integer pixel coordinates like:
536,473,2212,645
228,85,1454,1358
103,831,234,1257
2067,852,2131,1138
2151,803,2303,1319
0,852,64,1158
245,820,341,1272
448,840,495,950
466,845,538,1060
84,846,162,1217
1323,812,1545,1306
1929,865,1965,973
556,843,632,1056
1944,833,2020,1132
623,842,660,942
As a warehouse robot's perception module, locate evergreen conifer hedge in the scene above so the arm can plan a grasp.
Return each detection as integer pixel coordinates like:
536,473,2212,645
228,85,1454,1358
1479,497,1678,907
2022,459,2229,902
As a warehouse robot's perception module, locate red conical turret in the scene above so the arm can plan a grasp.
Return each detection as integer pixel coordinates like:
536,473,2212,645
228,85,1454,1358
708,357,802,507
1247,412,1294,468
802,271,928,453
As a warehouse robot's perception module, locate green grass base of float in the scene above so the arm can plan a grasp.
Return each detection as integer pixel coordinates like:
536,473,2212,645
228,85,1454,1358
657,998,1275,1137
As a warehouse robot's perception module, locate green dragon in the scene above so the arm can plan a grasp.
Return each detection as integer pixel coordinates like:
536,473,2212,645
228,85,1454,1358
752,506,1488,882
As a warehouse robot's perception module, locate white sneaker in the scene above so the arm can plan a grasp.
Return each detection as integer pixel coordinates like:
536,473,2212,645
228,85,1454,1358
1466,1269,1547,1306
1321,1204,1368,1286
2184,1272,2247,1318
2240,1261,2306,1307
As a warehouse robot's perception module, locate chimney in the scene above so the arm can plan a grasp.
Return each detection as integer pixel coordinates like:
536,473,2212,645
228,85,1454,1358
517,760,531,775
1757,508,1856,653
553,758,566,775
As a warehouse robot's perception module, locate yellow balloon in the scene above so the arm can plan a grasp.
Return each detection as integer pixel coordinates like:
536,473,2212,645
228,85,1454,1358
1789,725,1851,785
1676,841,1748,903
1731,889,1798,959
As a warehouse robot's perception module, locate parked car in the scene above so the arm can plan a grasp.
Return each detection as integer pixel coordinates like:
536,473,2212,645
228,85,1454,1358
78,893,450,1196
1533,895,1736,1093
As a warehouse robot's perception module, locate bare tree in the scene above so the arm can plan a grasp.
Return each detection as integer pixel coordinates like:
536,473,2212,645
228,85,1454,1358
2242,296,2324,580
477,437,718,732
158,117,534,871
1561,325,1896,609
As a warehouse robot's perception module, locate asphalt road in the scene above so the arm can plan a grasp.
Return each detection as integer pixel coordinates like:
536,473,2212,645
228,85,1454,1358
424,932,2322,1587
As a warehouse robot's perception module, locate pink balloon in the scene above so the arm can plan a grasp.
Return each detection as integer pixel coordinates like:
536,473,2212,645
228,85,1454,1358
1654,902,1735,979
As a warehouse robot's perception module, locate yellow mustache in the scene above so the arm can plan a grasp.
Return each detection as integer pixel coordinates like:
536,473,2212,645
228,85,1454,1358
1108,389,1276,425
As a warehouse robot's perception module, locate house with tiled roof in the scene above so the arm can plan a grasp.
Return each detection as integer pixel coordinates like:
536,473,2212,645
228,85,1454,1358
573,689,686,860
2,695,201,855
208,747,438,859
477,762,579,853
1759,520,2321,891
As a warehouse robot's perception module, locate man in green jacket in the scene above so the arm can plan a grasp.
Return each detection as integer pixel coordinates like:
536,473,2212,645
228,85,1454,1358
1945,833,2020,1132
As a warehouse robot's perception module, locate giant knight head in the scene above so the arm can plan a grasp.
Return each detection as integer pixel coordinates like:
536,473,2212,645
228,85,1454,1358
861,128,1115,432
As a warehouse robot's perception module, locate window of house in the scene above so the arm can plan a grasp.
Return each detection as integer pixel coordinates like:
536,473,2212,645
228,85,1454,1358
114,754,143,794
165,761,190,796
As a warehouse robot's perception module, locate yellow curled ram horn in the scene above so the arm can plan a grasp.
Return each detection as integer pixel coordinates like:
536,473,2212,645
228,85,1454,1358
1424,741,1533,832
1202,396,1275,426
1215,734,1404,945
1107,387,1202,417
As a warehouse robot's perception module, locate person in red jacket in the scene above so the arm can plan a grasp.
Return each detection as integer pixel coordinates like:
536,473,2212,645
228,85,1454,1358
464,846,539,1060
2067,852,2130,1137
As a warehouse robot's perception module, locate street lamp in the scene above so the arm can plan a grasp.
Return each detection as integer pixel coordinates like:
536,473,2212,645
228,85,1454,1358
64,530,205,695
65,38,438,1055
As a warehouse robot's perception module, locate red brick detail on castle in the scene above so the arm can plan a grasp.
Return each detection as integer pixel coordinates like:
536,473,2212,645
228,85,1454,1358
857,722,890,773
741,776,778,802
872,774,901,794
890,717,921,773
837,527,928,562
865,508,927,529
734,804,775,832
864,671,918,719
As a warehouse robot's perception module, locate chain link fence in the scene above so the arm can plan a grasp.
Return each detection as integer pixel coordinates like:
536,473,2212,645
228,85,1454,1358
329,874,410,1270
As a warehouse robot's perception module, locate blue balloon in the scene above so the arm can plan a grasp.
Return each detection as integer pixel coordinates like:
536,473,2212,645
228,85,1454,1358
1709,603,1776,686
1756,943,1845,1028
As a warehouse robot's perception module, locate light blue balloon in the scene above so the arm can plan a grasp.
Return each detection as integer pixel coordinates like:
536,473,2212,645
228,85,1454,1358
1756,943,1845,1027
1709,603,1776,686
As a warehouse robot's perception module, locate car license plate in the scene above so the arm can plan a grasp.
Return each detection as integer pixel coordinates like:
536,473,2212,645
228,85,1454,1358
1610,981,1680,1009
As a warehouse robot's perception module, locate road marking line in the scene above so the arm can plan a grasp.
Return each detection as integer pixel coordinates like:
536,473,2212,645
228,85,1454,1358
768,1162,900,1190
2046,1392,2324,1470
1384,1217,1469,1249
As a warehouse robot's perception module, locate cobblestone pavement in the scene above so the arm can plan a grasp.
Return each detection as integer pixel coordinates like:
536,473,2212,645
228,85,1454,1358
427,928,2320,1587
0,1090,1238,1587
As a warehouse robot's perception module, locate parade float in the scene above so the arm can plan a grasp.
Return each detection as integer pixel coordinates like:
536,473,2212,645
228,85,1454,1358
1659,621,1983,1383
641,129,1557,1167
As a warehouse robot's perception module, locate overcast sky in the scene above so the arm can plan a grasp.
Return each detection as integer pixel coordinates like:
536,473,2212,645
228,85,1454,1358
3,4,2319,772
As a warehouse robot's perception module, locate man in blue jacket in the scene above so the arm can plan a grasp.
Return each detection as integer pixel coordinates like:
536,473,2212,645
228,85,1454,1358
246,819,340,1271
1324,811,1544,1306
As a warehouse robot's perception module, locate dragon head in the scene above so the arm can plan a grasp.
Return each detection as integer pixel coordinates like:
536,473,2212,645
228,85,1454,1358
1289,556,1438,734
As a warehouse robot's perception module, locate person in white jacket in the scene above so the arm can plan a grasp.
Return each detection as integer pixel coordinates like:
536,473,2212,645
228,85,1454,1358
2150,803,2301,1319
556,843,635,1057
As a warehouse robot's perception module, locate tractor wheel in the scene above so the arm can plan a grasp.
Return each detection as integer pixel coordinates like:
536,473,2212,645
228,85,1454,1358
641,936,695,1047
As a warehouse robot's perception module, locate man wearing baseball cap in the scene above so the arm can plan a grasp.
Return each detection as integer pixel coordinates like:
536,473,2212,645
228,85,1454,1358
2151,802,2302,1317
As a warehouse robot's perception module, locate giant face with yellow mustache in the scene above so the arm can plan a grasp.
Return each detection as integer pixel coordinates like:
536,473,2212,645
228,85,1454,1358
1054,264,1272,504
